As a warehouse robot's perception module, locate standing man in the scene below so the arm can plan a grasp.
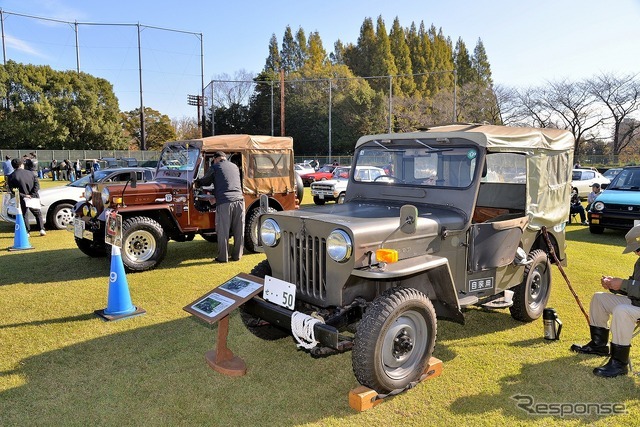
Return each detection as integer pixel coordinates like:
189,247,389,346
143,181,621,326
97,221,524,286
2,155,13,177
8,158,46,236
195,151,245,263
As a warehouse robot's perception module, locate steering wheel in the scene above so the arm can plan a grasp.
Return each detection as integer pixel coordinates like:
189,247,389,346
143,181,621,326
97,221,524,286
374,175,400,183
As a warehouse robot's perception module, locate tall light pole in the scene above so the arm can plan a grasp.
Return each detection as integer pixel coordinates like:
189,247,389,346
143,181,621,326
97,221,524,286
187,94,204,137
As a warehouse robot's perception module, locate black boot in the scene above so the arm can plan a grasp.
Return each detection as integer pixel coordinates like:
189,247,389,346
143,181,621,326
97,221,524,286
593,343,630,378
570,325,610,356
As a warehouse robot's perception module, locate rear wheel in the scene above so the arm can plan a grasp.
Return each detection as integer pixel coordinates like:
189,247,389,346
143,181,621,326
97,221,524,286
353,287,436,393
509,249,551,321
120,216,168,272
240,260,289,340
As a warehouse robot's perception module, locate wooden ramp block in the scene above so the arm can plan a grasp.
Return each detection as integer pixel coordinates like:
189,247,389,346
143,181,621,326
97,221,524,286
348,357,443,412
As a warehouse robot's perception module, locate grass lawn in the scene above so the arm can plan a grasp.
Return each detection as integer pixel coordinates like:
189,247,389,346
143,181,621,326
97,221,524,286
0,186,638,426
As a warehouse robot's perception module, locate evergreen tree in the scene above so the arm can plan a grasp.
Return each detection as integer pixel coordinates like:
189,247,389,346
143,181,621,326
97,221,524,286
294,27,309,69
454,37,474,86
330,40,345,65
281,26,297,72
407,22,428,96
345,17,376,78
370,16,397,92
472,38,493,86
426,26,454,95
265,34,281,72
389,17,416,96
306,31,328,72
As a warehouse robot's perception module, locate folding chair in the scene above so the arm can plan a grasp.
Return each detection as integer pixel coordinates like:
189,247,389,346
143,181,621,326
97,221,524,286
631,320,640,374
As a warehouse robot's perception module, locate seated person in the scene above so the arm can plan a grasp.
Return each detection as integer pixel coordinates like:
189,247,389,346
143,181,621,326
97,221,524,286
571,224,640,377
586,182,601,211
569,190,587,225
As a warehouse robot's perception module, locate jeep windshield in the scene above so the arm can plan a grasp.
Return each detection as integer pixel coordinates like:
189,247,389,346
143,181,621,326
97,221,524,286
158,145,199,171
354,139,479,189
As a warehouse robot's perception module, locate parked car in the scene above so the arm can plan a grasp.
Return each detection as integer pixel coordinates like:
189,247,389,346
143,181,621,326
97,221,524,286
299,164,337,186
311,165,386,204
571,168,609,198
588,166,640,234
603,167,623,180
70,135,299,272
1,167,155,230
241,124,574,393
294,163,315,175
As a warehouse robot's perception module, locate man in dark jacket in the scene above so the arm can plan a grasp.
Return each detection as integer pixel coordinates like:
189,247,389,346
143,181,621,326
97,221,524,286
195,151,244,262
571,224,640,377
8,158,45,235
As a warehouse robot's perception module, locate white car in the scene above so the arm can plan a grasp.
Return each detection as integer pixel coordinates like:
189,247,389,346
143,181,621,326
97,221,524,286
571,168,610,198
1,167,155,230
294,163,315,175
311,166,386,204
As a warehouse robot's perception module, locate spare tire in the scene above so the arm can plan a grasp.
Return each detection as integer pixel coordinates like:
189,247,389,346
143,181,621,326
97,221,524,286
295,172,304,203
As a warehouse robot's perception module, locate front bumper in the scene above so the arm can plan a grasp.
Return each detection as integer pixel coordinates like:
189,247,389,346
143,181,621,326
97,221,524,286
588,211,637,230
242,297,349,350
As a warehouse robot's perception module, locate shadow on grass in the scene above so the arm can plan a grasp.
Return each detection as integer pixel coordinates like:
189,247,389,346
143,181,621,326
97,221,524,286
449,353,637,422
565,225,626,245
0,313,96,330
0,238,217,286
0,313,357,425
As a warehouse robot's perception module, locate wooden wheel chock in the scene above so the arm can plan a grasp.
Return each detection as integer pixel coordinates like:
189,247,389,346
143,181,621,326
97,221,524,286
348,357,443,411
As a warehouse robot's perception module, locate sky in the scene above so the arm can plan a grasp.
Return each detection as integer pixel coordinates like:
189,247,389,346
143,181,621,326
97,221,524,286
1,0,639,120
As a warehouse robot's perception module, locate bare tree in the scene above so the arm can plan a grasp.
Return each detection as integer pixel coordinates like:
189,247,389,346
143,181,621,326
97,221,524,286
586,72,640,155
538,78,604,156
515,87,554,128
493,84,521,125
211,69,256,109
172,116,200,140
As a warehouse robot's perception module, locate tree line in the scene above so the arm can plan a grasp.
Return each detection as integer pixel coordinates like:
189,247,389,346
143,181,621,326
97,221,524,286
209,16,495,155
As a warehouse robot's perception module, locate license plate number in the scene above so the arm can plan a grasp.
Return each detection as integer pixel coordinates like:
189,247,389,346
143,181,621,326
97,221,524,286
263,275,296,310
319,194,324,199
73,218,85,238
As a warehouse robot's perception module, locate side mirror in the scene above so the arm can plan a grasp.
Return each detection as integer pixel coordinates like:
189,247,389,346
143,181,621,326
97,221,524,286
130,171,137,188
399,204,418,234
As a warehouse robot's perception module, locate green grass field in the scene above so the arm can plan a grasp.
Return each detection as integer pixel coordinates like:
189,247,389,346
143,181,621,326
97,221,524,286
0,184,638,426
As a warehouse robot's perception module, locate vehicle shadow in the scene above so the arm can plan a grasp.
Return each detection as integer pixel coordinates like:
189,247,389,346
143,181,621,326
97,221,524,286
565,226,626,245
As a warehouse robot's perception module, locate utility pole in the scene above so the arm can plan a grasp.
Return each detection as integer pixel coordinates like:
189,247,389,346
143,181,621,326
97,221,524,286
280,68,285,136
137,23,146,150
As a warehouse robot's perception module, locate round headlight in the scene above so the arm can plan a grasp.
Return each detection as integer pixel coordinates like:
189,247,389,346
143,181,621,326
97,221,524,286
593,201,605,211
260,218,281,247
82,205,89,216
327,229,353,262
90,206,98,218
84,185,93,201
101,187,110,205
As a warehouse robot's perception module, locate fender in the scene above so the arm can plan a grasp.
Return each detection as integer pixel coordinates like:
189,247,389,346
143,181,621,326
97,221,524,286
353,254,464,324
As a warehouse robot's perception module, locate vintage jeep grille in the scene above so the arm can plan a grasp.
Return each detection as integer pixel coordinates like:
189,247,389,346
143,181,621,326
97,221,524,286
282,231,327,301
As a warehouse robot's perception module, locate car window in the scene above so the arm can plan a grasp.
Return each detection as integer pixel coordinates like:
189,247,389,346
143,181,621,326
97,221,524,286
583,171,595,180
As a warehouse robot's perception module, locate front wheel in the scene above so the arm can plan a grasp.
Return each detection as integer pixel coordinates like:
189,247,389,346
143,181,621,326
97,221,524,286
75,237,107,258
352,287,437,393
244,207,277,253
313,196,326,205
239,260,289,340
120,216,168,272
509,249,551,321
589,224,604,234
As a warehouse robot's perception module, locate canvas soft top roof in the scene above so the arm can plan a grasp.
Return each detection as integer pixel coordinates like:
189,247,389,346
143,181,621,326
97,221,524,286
175,134,293,151
356,124,574,153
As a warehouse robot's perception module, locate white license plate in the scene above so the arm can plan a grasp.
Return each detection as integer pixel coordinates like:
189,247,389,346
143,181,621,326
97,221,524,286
263,275,296,310
318,194,324,199
73,218,85,239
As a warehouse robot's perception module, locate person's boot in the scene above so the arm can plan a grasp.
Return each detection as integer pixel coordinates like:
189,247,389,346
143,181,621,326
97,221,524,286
593,343,630,378
570,325,610,356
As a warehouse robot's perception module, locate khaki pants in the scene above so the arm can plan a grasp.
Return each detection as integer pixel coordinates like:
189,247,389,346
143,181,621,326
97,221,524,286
589,292,640,345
